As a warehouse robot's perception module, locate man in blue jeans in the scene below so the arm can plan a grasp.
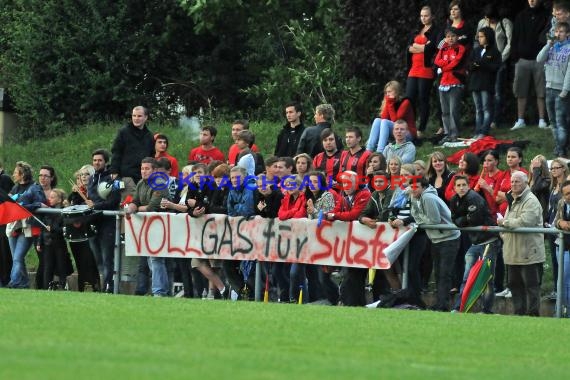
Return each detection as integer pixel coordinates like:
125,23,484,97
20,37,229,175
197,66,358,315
87,149,121,293
449,175,499,313
411,177,460,311
126,157,170,297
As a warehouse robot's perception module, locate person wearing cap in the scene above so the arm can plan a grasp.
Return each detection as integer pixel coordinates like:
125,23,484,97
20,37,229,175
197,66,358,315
86,148,121,293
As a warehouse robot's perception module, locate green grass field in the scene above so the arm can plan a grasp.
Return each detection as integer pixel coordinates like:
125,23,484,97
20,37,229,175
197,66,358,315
1,289,569,379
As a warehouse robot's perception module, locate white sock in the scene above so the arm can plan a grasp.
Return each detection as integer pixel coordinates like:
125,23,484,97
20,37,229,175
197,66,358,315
518,118,525,123
539,118,546,123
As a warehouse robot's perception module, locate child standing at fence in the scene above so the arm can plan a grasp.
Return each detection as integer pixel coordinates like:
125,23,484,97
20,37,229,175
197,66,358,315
37,189,73,290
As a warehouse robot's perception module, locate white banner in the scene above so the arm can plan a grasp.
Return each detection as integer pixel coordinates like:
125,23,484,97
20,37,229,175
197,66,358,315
124,213,409,269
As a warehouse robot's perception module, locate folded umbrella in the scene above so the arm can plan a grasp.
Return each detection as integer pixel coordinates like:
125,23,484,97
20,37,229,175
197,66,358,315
460,245,493,313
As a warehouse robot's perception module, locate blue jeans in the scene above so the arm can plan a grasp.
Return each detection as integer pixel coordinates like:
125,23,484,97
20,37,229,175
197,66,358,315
8,234,33,288
545,87,569,155
365,118,412,152
454,240,499,312
135,256,151,295
491,62,507,125
556,249,570,309
472,91,492,136
439,87,463,139
289,263,308,303
89,222,115,289
272,262,290,301
148,256,169,296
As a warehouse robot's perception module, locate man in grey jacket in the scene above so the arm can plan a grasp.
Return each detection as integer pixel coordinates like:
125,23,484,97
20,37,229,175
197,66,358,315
411,177,460,311
497,170,545,316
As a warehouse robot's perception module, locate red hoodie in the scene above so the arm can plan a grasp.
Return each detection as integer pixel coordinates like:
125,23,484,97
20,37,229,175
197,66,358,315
434,42,467,87
278,192,307,220
380,97,417,138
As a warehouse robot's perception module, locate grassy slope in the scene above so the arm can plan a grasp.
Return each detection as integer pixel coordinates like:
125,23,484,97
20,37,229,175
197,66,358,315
1,289,569,380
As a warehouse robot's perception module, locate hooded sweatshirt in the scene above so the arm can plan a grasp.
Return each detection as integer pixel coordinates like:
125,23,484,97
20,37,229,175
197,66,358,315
411,185,460,243
537,39,570,92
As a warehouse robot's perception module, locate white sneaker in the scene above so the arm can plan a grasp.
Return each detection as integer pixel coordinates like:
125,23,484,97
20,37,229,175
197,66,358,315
495,288,511,297
504,290,512,298
511,120,526,130
538,120,548,129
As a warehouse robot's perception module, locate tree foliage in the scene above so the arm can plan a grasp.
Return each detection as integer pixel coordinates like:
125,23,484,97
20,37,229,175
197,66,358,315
0,0,532,139
0,0,203,137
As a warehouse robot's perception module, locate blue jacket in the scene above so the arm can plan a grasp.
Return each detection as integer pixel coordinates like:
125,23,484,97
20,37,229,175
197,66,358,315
227,183,255,217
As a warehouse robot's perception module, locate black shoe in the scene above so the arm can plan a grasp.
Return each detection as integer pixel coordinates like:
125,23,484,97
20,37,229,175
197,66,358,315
47,281,59,291
220,287,229,300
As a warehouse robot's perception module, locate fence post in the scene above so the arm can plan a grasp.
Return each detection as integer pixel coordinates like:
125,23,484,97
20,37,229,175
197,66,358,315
556,231,565,318
254,261,261,301
113,213,122,295
402,246,409,289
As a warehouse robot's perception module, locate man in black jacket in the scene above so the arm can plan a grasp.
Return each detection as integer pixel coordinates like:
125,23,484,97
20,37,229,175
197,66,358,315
274,102,305,158
110,106,155,197
296,103,343,157
449,175,499,313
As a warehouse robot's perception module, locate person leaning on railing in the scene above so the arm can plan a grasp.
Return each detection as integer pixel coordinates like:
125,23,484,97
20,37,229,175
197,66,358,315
552,179,570,309
497,171,545,317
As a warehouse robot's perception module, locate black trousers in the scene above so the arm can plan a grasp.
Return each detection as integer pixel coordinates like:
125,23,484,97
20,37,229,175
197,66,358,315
507,263,543,316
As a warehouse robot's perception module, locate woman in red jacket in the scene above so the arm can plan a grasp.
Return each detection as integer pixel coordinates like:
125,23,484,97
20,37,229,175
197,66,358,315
277,175,307,303
365,80,416,153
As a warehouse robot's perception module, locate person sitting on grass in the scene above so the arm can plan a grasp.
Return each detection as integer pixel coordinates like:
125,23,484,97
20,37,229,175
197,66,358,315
365,80,416,153
382,120,416,164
